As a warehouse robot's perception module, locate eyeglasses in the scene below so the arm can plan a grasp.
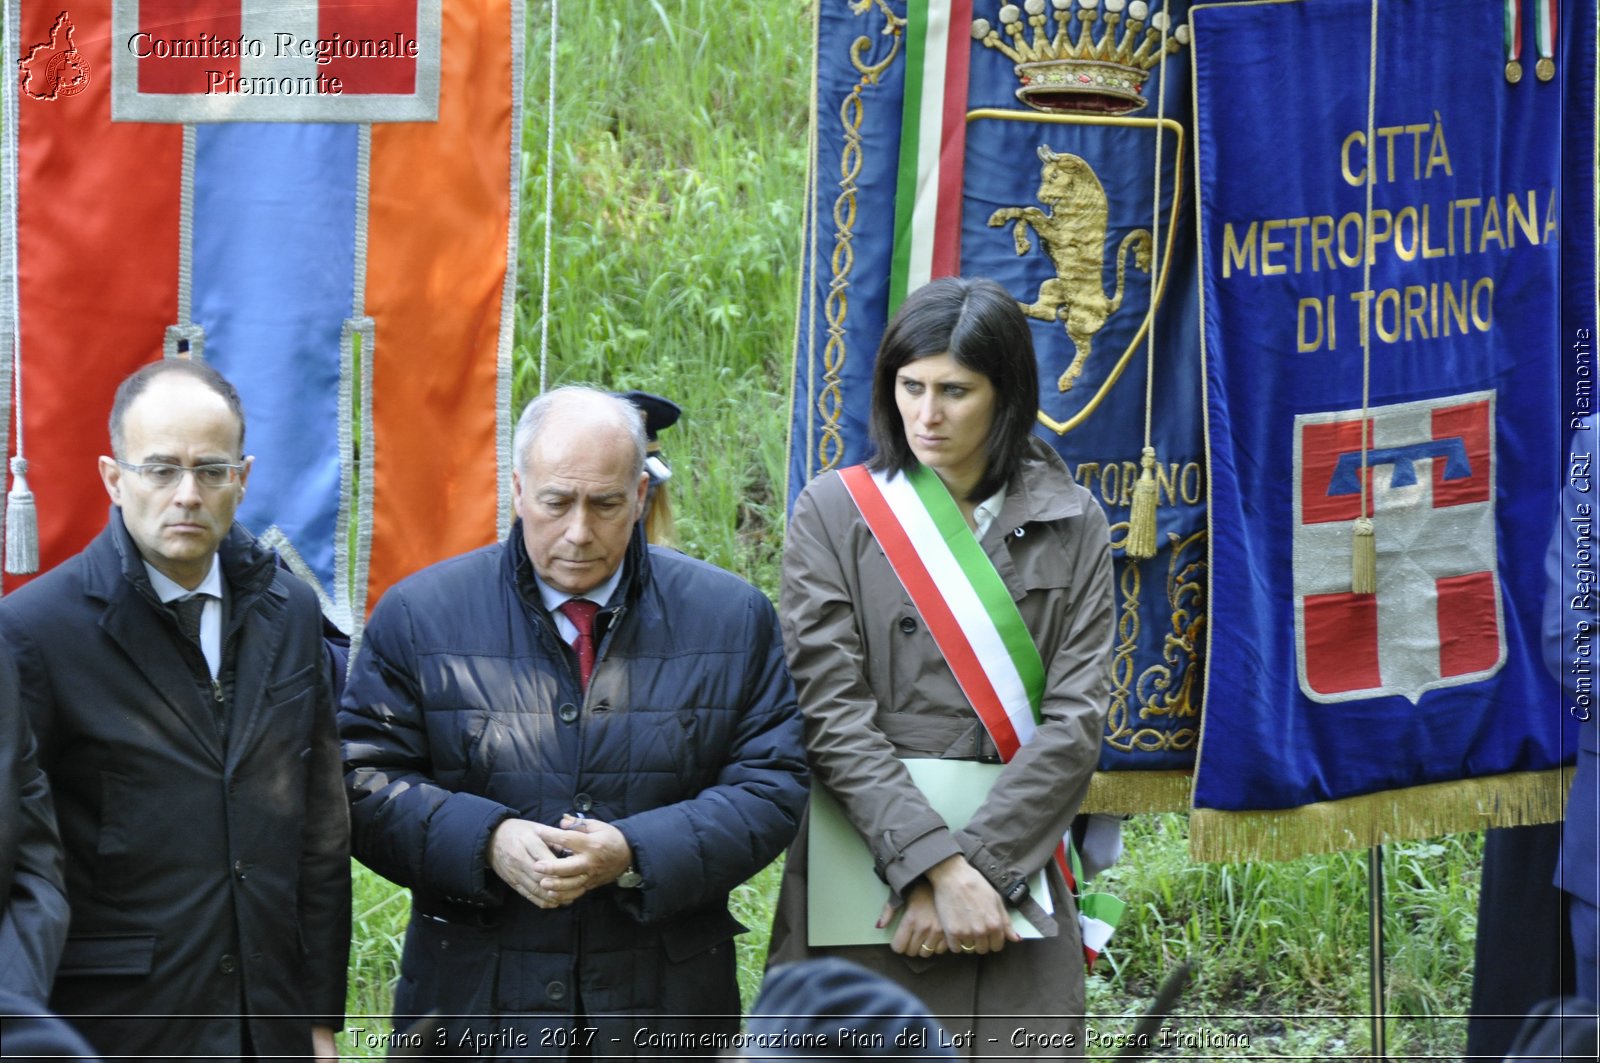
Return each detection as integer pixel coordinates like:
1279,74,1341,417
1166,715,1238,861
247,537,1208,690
115,460,245,489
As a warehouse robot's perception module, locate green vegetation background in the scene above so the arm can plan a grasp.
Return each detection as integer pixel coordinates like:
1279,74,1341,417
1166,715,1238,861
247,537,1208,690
343,1,1485,1057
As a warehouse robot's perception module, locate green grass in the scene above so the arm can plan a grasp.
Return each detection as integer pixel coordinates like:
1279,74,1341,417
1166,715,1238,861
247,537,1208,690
345,863,410,1037
341,826,1485,1060
1082,817,1481,1060
337,1,1487,1057
513,0,811,595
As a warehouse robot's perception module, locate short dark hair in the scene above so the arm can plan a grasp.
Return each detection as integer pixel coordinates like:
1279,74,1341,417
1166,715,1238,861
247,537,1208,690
867,276,1040,501
109,359,247,459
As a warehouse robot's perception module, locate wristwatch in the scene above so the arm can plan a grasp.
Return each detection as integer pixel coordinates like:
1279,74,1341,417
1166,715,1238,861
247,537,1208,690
616,865,643,889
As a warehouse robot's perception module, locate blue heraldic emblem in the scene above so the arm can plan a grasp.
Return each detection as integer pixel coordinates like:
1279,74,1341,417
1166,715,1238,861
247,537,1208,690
791,0,1208,805
965,1,1204,795
1189,0,1592,857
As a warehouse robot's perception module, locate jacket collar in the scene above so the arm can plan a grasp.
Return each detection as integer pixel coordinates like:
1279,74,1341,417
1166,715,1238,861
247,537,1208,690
84,506,282,613
83,508,287,764
504,517,652,613
83,505,288,630
993,435,1088,534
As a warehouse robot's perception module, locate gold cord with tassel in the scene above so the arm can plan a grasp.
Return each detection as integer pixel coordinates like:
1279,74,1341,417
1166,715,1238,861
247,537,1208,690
1126,1,1176,563
1351,0,1380,594
1126,446,1160,560
1351,515,1376,594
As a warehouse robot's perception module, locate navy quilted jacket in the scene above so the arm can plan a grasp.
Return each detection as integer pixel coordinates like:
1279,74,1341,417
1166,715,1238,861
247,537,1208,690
339,523,807,1051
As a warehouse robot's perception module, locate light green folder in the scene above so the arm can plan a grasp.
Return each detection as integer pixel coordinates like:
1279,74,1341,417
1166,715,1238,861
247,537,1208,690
806,758,1049,947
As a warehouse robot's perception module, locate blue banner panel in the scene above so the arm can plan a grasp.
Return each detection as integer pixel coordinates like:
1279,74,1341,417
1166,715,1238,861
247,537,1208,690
1192,0,1590,847
789,0,909,484
192,122,356,605
791,0,1206,800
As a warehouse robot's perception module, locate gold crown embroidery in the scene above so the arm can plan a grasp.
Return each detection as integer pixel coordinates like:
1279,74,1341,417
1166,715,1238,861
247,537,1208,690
972,0,1189,116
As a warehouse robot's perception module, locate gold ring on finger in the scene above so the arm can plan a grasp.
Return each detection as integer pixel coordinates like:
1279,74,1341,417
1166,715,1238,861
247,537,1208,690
960,943,976,953
919,943,935,954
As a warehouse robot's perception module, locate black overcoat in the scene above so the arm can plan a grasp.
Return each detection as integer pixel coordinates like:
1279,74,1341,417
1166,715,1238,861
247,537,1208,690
0,641,68,1002
340,523,808,1058
0,511,350,1060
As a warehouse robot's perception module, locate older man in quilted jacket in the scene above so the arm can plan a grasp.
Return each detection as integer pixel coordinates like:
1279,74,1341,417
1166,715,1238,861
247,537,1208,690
340,386,807,1058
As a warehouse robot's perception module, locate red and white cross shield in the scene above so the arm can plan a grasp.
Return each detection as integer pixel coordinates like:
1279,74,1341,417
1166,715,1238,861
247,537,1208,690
1293,391,1505,703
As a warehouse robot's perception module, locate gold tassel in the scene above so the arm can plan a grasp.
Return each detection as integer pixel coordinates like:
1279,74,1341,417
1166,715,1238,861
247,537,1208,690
1351,515,1376,594
1125,446,1159,560
5,456,39,575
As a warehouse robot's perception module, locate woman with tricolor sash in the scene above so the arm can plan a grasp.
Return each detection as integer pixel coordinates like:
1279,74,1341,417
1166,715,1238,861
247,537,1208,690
766,278,1114,1054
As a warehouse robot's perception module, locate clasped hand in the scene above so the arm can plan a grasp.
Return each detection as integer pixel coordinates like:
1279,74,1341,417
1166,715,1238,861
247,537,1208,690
489,815,633,909
877,854,1021,958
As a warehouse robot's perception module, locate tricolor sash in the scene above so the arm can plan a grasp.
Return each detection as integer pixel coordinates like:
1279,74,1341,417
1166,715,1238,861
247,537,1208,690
839,462,1044,757
839,462,1120,964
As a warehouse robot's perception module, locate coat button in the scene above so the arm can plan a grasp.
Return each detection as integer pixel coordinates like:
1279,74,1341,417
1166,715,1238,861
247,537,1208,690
546,980,567,1002
558,702,579,723
898,616,918,634
233,860,246,880
574,793,593,813
218,954,237,974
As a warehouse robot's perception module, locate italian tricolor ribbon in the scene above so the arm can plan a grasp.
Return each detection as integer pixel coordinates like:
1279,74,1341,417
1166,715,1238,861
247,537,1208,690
841,463,1120,965
1504,0,1525,65
1534,0,1557,68
889,0,973,309
1504,0,1559,80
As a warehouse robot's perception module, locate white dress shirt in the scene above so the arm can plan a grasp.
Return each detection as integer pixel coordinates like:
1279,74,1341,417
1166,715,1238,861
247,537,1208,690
534,562,626,644
973,484,1008,540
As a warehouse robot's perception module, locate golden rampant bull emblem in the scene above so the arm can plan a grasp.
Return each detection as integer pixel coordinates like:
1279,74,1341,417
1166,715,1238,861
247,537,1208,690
988,146,1152,392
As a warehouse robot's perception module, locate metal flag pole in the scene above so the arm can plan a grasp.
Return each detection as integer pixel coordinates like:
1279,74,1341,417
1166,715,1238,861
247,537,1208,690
1368,843,1388,1061
537,0,560,396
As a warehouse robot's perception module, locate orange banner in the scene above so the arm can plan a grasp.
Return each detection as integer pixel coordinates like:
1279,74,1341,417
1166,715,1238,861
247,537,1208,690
363,0,515,612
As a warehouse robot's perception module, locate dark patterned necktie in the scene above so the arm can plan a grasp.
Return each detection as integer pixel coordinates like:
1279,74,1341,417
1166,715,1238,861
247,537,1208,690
172,594,207,645
558,598,600,691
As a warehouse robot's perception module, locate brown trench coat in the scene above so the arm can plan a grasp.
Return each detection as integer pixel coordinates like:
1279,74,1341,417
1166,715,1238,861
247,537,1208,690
768,438,1114,1059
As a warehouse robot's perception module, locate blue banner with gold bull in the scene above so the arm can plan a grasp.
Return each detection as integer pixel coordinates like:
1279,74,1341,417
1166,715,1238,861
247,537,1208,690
789,0,1206,809
1190,0,1594,860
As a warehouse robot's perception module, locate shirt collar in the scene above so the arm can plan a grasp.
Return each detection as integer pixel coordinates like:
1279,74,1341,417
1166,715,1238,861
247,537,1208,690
972,484,1008,540
533,560,626,615
143,554,223,604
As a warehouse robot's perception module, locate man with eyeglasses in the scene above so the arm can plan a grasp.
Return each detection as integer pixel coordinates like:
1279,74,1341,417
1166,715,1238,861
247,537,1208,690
0,359,349,1061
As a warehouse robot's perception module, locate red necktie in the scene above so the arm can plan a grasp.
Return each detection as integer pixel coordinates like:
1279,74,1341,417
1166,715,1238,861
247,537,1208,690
558,598,600,691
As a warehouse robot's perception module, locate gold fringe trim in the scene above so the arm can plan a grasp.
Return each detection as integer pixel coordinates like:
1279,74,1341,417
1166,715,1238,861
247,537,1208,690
1081,770,1194,815
1188,768,1576,863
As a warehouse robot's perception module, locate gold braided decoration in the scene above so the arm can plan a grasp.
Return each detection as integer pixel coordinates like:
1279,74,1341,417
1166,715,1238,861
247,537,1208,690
818,0,905,472
1104,525,1206,754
